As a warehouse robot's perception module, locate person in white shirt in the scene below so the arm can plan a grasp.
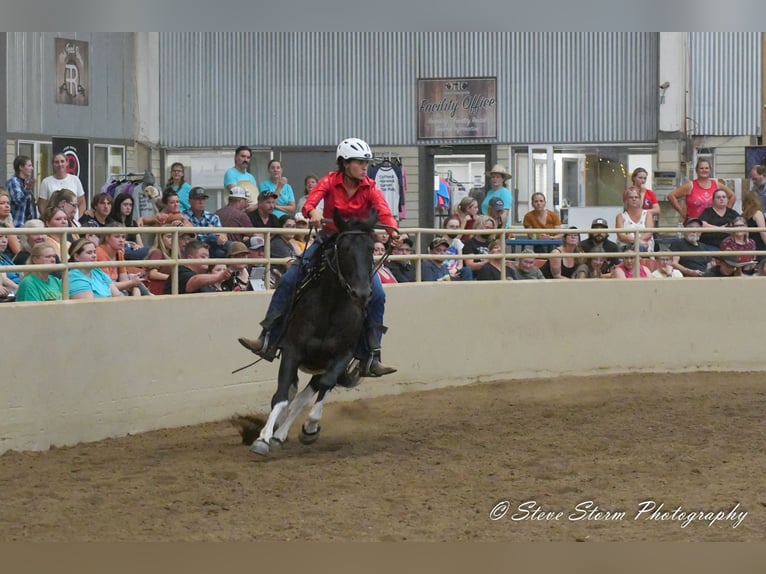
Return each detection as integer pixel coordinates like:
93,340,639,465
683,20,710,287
37,153,86,219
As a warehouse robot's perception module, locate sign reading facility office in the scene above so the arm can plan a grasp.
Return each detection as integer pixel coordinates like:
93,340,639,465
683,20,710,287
417,77,497,140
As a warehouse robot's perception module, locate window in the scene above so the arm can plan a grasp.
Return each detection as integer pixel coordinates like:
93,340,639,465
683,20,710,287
93,145,126,199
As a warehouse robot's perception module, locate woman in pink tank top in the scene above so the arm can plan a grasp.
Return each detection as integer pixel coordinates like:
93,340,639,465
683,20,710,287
668,159,735,222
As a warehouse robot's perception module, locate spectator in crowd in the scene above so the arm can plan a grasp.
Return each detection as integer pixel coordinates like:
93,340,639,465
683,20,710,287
704,248,748,277
486,197,506,229
37,152,86,218
16,243,62,301
522,192,563,252
513,248,545,280
42,205,71,255
373,240,398,284
166,162,192,212
611,245,652,279
476,238,515,281
6,155,37,226
13,219,48,267
616,187,654,251
698,188,740,249
749,164,766,211
388,236,415,283
0,224,21,291
48,188,81,244
110,192,149,260
248,190,280,229
622,167,660,219
481,164,513,229
138,189,191,228
756,258,766,277
270,214,297,276
668,158,735,222
0,189,21,256
223,147,259,215
96,224,151,296
68,238,124,299
207,264,231,292
296,174,320,215
577,217,620,274
260,159,295,219
651,247,684,279
669,217,714,277
454,196,479,236
215,186,252,243
183,186,230,259
740,189,766,262
223,241,253,292
244,235,280,290
144,230,174,295
163,239,232,295
443,215,468,278
79,193,115,228
15,242,61,302
462,214,496,275
289,212,309,256
421,236,453,282
573,246,607,279
541,228,580,279
719,215,756,272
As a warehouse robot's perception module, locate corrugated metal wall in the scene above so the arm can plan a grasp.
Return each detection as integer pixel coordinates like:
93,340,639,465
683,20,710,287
159,32,659,148
689,32,761,136
5,32,135,140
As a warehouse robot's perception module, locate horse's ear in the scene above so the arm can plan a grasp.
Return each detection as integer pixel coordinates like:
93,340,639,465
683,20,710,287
333,209,346,232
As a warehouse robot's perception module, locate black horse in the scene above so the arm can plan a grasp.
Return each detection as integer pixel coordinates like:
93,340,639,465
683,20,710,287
250,210,376,456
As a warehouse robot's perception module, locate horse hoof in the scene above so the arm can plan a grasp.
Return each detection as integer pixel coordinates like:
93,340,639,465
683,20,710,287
299,423,321,445
250,439,270,456
269,437,284,450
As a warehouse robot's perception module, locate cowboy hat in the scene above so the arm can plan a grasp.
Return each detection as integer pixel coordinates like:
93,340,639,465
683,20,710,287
236,180,258,202
485,164,512,180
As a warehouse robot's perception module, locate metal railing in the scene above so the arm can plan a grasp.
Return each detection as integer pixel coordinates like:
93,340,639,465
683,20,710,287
1,223,764,301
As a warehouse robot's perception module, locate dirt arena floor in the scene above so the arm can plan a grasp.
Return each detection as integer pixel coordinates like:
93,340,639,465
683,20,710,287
0,371,764,542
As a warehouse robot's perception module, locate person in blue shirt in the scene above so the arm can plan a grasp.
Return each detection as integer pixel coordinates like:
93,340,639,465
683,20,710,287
481,164,513,229
259,159,295,219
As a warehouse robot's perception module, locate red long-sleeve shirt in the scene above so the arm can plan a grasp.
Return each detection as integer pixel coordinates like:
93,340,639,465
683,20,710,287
302,171,398,233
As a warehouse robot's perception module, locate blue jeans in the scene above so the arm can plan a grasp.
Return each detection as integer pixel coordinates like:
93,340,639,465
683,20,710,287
262,241,386,355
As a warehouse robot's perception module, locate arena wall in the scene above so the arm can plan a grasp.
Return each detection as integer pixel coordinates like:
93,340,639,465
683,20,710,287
2,279,761,454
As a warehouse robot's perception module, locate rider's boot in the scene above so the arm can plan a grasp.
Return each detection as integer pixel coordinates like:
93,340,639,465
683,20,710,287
238,330,278,361
358,323,397,377
359,349,397,377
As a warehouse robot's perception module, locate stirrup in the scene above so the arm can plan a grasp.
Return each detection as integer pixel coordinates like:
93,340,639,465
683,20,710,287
238,334,278,362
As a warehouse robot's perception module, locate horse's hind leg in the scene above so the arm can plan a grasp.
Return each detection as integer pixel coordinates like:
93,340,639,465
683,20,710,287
271,375,320,444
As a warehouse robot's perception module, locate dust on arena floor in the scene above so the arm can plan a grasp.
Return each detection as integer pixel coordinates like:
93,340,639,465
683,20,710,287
0,371,764,541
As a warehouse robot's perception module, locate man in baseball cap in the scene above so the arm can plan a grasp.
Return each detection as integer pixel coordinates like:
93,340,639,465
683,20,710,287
576,216,619,273
215,186,252,243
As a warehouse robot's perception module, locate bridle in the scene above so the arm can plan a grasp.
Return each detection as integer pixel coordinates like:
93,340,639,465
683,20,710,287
325,229,374,301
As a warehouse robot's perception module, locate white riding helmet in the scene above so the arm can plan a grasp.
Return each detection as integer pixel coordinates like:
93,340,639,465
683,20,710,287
336,138,373,161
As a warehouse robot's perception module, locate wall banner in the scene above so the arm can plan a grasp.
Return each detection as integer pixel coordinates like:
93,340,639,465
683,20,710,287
417,77,497,140
55,38,89,106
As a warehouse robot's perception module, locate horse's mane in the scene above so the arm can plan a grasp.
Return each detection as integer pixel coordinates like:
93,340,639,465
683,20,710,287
338,215,376,234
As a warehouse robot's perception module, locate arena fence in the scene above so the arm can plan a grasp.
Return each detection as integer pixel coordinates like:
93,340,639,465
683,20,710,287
2,223,764,298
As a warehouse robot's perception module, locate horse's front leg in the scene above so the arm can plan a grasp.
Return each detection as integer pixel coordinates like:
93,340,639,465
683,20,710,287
251,353,299,457
272,374,320,444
